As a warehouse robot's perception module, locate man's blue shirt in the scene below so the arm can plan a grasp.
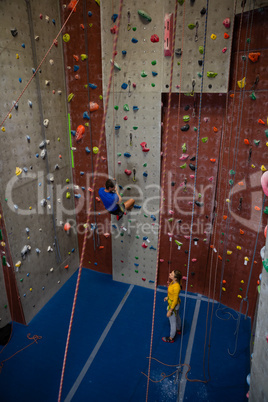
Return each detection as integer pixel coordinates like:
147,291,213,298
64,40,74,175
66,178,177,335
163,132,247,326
98,188,119,212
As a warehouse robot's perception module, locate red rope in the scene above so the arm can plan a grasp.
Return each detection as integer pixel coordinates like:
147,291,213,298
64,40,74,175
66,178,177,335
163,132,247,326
57,1,124,401
0,0,80,129
145,1,178,400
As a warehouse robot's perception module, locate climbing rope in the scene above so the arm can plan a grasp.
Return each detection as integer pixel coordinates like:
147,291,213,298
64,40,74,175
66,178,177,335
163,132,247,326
177,0,210,384
145,0,179,400
0,0,80,129
57,0,124,400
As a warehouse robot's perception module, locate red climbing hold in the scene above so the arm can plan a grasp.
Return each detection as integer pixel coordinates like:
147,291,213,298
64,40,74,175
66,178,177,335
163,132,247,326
151,34,159,43
142,242,148,248
67,0,77,12
244,139,250,145
224,33,230,39
124,169,132,176
258,119,265,125
248,52,260,63
89,102,99,112
223,18,230,28
110,25,117,34
142,278,146,281
140,141,150,152
75,125,85,141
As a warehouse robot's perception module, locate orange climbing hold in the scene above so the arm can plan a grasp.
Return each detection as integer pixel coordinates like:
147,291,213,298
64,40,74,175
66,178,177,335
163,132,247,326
258,119,265,125
222,280,227,284
210,158,216,163
213,127,218,132
244,139,250,145
89,101,99,112
254,206,261,211
224,33,230,39
223,215,227,220
238,181,244,186
80,24,85,30
240,229,244,235
230,93,234,98
73,55,79,61
75,125,85,141
67,0,77,12
248,52,260,63
64,265,69,269
218,255,222,260
95,197,100,202
99,246,104,249
210,245,214,249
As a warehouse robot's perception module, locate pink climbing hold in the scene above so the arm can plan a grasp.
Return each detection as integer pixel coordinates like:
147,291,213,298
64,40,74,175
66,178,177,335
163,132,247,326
182,276,187,281
179,154,189,160
222,47,227,53
169,210,174,214
204,117,209,122
160,259,164,262
184,235,190,239
190,175,194,179
118,161,121,164
261,171,268,196
124,169,132,175
223,18,231,28
208,176,214,181
192,258,197,262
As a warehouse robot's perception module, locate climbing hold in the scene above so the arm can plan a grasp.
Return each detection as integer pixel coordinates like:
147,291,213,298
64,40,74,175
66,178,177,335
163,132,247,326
16,167,23,176
250,91,256,100
199,46,204,54
189,164,195,171
223,18,231,28
89,102,99,112
254,140,260,146
248,52,260,63
207,71,218,78
125,169,132,176
222,47,227,53
131,38,138,43
210,34,217,40
141,70,147,77
201,137,208,143
258,119,265,125
93,147,99,154
244,256,249,265
261,171,268,196
121,83,128,90
195,201,203,207
210,158,216,163
175,48,182,57
142,242,148,248
261,165,267,172
137,10,152,22
237,246,242,250
63,34,70,42
237,77,246,88
43,119,49,127
188,23,196,30
75,125,85,142
150,34,159,43
140,142,150,152
179,154,189,161
180,163,187,169
224,33,230,39
181,124,190,132
183,115,190,122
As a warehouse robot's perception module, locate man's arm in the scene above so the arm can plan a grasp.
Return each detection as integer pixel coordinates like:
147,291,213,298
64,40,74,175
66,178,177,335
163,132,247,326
115,186,122,204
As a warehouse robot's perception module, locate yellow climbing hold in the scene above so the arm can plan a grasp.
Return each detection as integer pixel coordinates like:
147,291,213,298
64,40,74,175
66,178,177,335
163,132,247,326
67,93,74,102
211,34,217,40
227,250,232,255
237,246,241,250
93,147,99,154
95,0,100,5
251,164,255,168
237,77,246,88
15,261,21,268
222,287,226,291
241,280,244,284
226,198,230,203
1,127,5,132
237,295,242,299
81,54,88,61
1,242,5,247
8,114,12,119
261,165,267,172
16,167,23,176
63,33,70,42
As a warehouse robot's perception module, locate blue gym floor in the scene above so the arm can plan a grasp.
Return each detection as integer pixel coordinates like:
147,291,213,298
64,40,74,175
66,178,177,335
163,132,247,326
0,269,251,402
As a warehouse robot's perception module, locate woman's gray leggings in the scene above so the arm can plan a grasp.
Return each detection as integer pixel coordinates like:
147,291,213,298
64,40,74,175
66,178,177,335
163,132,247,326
169,304,181,339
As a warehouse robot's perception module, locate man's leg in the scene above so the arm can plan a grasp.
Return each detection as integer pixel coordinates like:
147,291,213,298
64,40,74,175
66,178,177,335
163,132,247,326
124,198,135,211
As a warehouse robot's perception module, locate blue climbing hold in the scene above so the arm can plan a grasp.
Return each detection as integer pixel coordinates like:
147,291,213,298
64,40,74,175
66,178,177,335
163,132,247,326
75,194,81,198
112,224,117,229
124,152,131,158
71,248,75,252
88,83,97,89
133,106,139,111
134,263,139,266
111,13,118,22
81,186,85,190
151,215,156,221
80,171,84,176
150,246,156,250
21,43,25,48
132,38,138,43
83,111,90,119
115,125,121,130
122,50,127,55
23,167,28,173
26,135,30,142
85,147,91,153
19,78,22,83
74,65,79,72
134,205,141,209
36,153,39,158
88,11,92,16
71,130,76,136
52,19,56,25
143,172,148,177
121,83,128,89
152,71,158,76
143,236,148,241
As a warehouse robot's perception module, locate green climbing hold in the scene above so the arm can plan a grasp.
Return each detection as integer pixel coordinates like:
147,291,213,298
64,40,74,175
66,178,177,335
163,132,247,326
250,91,256,100
222,232,225,235
141,70,147,77
123,104,129,111
183,115,190,122
180,163,187,169
239,288,243,291
135,256,139,259
177,62,181,65
168,218,174,222
207,71,218,78
220,240,223,244
114,105,119,110
229,169,235,175
188,23,196,29
199,46,204,54
175,240,182,246
198,193,202,198
262,259,268,273
201,137,208,143
227,259,230,262
133,126,138,130
132,27,136,31
265,129,268,138
135,270,139,273
136,235,140,239
254,140,260,146
182,143,187,152
67,93,74,102
144,214,148,218
264,206,268,215
20,278,23,282
247,38,251,43
151,60,156,65
120,232,124,236
143,163,147,167
2,256,7,266
242,55,246,61
194,127,197,131
0,229,2,241
197,72,202,78
178,0,185,4
229,179,234,185
117,153,121,156
138,10,152,22
151,83,155,87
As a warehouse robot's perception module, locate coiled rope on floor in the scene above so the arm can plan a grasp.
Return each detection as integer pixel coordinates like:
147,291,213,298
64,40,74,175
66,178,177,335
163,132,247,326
57,1,124,401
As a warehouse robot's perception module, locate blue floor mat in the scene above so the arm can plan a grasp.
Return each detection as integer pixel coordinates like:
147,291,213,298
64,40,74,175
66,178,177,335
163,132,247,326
0,269,251,402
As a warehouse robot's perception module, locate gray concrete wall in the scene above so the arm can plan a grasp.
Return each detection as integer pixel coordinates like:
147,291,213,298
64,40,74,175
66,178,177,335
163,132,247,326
0,0,79,325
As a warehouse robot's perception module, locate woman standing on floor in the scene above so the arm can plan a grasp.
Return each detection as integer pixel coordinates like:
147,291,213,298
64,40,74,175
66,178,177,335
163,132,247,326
162,270,182,343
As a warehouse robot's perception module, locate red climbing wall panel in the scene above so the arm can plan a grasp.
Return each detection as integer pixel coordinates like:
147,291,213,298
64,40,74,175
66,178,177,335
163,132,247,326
60,1,112,274
159,8,268,318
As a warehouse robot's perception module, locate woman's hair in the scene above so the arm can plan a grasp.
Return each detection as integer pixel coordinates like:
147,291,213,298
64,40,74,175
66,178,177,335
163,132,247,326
105,179,115,190
174,270,182,284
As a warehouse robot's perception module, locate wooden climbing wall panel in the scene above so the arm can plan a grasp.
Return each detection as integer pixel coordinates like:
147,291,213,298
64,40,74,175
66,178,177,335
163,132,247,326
159,7,268,318
60,0,112,274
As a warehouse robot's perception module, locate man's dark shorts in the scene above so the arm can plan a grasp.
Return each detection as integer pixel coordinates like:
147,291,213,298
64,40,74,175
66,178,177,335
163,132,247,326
109,203,125,220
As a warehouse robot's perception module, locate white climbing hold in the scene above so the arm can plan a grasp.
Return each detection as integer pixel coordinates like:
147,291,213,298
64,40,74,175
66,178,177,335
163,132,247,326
43,119,49,127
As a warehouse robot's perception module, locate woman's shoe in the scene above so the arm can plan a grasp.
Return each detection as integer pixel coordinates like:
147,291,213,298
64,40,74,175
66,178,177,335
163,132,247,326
162,336,174,343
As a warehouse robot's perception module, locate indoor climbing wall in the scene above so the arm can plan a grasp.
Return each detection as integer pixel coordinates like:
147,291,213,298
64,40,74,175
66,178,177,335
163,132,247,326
59,0,112,275
0,0,79,325
159,6,268,318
